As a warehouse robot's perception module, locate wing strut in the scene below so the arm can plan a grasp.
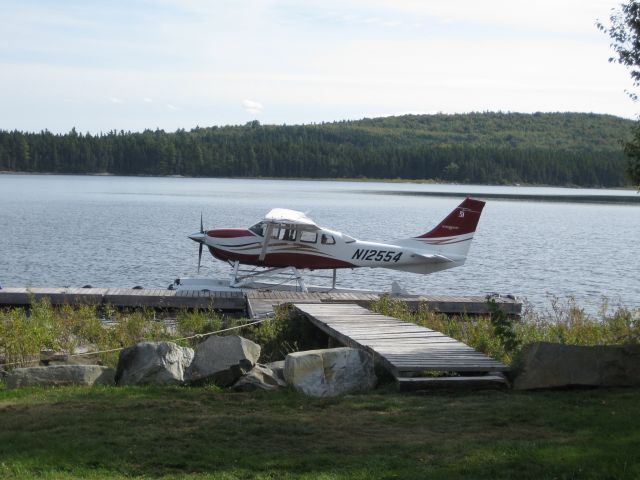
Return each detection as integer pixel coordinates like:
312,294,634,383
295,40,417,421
258,223,274,261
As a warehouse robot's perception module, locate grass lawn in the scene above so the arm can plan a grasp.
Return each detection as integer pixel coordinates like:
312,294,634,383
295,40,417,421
0,385,638,479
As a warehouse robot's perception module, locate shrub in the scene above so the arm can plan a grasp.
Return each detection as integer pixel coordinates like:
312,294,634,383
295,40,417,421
241,305,329,362
176,308,223,343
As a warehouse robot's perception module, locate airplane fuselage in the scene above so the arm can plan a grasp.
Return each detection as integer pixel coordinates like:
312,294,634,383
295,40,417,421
202,227,465,274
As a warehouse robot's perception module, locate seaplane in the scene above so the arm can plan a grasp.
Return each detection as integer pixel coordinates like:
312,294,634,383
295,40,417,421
183,197,485,292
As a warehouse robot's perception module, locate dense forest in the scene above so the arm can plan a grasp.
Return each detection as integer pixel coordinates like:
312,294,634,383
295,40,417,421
0,112,634,187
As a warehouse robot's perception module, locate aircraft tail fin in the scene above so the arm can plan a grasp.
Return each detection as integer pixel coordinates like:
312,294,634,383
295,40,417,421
411,197,486,259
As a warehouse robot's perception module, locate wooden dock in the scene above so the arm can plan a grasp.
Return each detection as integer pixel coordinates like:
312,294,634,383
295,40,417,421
293,303,509,390
0,287,246,310
245,290,521,318
0,287,521,318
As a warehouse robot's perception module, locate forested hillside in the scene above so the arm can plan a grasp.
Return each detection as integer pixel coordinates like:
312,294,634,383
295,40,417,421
0,112,634,186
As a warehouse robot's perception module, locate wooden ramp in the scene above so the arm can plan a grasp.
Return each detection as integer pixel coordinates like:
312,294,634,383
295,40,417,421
293,303,509,390
245,291,380,318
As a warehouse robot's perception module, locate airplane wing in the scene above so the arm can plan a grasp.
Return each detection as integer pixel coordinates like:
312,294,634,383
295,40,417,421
410,253,454,263
264,208,320,230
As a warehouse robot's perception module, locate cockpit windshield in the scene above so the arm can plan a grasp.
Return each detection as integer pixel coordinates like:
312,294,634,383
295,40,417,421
249,222,265,236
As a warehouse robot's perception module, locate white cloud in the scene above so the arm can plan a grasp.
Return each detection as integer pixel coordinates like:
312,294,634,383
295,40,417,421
242,99,264,114
166,103,179,111
143,97,153,103
109,97,124,104
330,0,621,35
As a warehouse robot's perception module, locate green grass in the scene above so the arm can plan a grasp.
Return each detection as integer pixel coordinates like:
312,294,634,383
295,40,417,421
0,385,638,479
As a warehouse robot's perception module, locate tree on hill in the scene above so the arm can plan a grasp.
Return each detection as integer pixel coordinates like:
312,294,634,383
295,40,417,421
0,112,633,186
598,0,640,186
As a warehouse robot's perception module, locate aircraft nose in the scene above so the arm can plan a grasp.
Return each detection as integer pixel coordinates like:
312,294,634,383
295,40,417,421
189,231,206,243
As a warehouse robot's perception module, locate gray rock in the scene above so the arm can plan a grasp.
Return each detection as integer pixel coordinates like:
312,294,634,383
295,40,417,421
265,360,285,383
186,335,261,387
43,342,103,366
284,347,376,397
47,354,103,366
514,342,640,390
6,365,115,389
232,363,286,392
115,341,194,385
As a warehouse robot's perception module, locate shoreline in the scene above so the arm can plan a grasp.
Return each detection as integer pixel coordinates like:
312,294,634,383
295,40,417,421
363,190,640,204
0,170,637,192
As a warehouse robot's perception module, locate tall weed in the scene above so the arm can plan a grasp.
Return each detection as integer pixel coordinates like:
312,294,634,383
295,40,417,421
176,308,223,344
0,308,44,367
242,305,329,362
0,301,172,369
96,309,171,366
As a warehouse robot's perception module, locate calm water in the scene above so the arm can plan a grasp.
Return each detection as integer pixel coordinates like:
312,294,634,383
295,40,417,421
0,175,638,312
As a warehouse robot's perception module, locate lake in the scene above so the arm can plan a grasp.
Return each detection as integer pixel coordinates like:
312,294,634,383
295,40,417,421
0,174,638,313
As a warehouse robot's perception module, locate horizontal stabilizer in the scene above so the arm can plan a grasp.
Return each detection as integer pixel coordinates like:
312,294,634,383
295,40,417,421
410,253,454,263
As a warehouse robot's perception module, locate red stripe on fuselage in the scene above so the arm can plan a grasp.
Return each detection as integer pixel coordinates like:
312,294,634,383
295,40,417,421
208,246,355,269
207,229,255,238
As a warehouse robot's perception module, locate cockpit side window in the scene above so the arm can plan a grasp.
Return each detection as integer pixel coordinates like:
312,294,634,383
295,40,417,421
281,228,297,241
320,234,335,245
299,231,318,243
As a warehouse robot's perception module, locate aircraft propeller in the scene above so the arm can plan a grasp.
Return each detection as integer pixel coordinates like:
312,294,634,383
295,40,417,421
188,212,207,273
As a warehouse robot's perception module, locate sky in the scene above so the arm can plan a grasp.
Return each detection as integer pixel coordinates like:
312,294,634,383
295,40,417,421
0,0,637,133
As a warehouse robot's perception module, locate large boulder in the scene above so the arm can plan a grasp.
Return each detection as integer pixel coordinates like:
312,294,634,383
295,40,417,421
232,363,286,392
6,365,115,389
284,347,376,397
514,342,640,390
186,335,261,387
115,341,194,386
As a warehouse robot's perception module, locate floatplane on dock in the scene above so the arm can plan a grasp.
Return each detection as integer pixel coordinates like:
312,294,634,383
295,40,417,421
181,197,486,293
0,197,521,315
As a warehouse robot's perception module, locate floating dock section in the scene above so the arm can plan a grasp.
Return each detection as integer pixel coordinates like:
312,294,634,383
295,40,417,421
293,303,509,390
0,287,245,310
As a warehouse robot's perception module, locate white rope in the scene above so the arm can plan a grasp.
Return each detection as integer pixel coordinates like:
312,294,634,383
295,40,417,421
0,317,271,369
